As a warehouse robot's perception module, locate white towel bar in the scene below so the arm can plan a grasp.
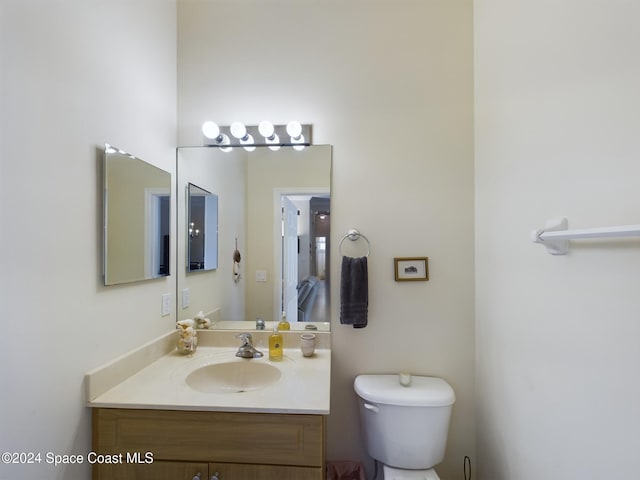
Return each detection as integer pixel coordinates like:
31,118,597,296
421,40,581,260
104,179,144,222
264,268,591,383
532,217,640,255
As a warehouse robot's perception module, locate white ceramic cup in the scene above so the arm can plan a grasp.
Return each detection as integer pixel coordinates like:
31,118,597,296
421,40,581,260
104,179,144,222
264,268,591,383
300,333,317,357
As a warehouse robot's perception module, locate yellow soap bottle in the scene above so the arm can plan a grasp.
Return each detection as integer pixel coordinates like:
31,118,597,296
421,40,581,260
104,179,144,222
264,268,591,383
278,311,290,331
269,326,283,361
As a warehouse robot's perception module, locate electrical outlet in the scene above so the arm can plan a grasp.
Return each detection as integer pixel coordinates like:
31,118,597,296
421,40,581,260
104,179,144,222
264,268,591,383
161,293,171,317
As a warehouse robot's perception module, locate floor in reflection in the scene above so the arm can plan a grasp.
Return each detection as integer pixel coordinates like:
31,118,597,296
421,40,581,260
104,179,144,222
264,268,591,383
309,280,328,323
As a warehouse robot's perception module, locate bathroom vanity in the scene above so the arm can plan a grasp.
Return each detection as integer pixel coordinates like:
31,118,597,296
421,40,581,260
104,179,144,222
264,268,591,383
92,408,325,480
86,330,331,480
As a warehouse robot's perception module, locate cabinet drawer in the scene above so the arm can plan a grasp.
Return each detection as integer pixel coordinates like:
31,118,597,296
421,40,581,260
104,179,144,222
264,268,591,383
93,408,325,467
94,461,206,480
209,462,323,480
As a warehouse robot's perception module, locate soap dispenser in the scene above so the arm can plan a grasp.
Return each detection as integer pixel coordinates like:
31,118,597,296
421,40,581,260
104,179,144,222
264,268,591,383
269,325,283,361
277,311,290,331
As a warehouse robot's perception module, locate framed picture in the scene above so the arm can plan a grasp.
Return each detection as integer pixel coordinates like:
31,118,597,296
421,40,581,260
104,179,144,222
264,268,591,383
394,257,429,281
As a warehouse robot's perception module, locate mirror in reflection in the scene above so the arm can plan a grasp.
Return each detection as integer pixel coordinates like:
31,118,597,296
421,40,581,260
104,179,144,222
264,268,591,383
103,144,171,286
187,183,218,271
177,145,332,330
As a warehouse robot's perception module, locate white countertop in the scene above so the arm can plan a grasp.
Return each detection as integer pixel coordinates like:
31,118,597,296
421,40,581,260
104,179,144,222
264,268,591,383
86,330,331,415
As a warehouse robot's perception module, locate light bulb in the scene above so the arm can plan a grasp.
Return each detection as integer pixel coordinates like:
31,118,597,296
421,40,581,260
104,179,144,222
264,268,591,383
266,132,281,151
217,133,232,152
292,133,305,150
230,122,247,140
258,121,275,139
240,133,256,152
286,121,303,139
202,121,220,140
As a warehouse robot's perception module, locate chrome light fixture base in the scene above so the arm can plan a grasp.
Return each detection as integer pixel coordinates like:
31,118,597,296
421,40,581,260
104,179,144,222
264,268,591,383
202,121,312,150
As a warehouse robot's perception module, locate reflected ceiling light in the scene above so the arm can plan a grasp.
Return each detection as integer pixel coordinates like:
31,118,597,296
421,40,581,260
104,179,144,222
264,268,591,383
267,140,281,152
241,138,256,152
287,121,306,150
189,222,200,238
201,121,312,152
292,133,306,151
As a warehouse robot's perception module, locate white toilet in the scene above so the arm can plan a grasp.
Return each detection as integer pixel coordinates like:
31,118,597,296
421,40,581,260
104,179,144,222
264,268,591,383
354,374,456,480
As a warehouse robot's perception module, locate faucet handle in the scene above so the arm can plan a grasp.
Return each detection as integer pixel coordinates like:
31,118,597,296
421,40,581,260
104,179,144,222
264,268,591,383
235,332,253,345
234,333,263,358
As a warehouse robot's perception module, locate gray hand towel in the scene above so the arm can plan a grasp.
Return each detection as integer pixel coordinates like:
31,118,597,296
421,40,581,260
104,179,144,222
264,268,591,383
340,256,368,328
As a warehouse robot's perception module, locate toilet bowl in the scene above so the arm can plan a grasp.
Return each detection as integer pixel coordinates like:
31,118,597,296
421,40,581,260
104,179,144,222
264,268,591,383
383,465,441,480
354,374,455,480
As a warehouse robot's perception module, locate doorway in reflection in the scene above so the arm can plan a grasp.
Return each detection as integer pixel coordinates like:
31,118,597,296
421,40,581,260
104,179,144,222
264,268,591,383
280,194,330,324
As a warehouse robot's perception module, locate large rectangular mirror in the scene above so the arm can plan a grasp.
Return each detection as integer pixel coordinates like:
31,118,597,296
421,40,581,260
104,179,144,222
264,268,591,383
176,145,331,330
104,144,171,285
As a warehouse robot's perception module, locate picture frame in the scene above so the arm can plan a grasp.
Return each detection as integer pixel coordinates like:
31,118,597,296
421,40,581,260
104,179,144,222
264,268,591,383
394,257,429,281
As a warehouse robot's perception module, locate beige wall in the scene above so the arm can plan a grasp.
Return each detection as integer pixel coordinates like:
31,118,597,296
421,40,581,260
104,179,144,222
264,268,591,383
177,148,247,322
178,1,475,478
475,0,640,478
106,153,171,283
0,1,177,478
246,146,331,322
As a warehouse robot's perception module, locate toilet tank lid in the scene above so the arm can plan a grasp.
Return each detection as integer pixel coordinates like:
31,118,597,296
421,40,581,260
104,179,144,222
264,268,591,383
354,375,455,407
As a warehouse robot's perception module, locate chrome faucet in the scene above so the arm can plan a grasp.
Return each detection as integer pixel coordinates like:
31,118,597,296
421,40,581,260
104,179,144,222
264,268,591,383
235,333,263,358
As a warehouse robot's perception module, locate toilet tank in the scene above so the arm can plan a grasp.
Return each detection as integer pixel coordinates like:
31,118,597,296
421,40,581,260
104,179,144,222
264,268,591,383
354,375,455,470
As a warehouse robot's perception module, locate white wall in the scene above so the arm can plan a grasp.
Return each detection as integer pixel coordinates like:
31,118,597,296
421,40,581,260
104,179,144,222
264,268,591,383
0,1,176,479
178,1,475,478
475,1,640,478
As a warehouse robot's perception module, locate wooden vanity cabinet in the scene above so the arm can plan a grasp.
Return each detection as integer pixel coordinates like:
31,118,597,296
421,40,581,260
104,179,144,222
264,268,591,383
93,461,208,480
92,408,326,480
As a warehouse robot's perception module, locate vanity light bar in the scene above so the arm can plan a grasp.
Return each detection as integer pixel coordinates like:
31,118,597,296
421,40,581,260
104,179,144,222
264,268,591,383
201,121,312,152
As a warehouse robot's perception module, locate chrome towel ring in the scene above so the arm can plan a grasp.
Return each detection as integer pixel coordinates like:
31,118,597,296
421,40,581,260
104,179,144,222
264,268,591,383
339,229,370,257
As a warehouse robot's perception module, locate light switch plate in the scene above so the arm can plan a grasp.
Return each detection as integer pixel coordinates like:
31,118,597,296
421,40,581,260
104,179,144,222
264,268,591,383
182,288,190,308
255,270,267,282
161,293,171,316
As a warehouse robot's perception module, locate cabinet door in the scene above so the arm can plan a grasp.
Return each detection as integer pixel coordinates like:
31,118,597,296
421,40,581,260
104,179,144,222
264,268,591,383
94,461,207,480
209,462,323,480
94,408,325,467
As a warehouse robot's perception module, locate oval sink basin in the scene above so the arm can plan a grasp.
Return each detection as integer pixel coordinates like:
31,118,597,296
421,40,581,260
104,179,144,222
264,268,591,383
186,361,281,394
